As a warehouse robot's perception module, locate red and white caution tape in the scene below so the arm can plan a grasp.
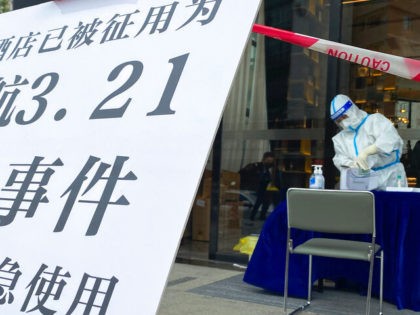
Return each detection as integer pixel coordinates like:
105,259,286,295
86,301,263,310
253,23,420,82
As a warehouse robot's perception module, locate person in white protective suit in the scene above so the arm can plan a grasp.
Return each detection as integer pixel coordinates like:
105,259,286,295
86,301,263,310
330,94,407,190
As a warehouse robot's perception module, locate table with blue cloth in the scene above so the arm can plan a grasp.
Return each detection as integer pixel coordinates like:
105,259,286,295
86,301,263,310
243,190,420,311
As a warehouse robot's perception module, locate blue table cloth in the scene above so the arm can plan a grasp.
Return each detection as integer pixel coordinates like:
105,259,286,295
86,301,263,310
243,191,420,311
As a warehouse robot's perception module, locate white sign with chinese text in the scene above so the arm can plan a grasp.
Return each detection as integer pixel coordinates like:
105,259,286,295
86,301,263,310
0,0,261,313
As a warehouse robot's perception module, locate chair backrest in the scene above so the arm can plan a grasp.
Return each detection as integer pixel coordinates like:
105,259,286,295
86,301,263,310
287,188,375,235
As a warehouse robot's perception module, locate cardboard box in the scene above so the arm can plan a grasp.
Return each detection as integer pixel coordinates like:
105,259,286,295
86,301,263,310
221,170,240,190
198,169,241,200
202,177,212,198
192,198,210,241
182,213,192,239
219,203,241,229
192,198,243,242
196,169,212,197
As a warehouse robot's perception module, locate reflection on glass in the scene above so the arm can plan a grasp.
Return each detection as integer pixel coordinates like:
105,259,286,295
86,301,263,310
343,0,420,187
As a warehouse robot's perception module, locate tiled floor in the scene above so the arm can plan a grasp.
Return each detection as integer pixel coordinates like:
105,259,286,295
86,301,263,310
160,263,420,315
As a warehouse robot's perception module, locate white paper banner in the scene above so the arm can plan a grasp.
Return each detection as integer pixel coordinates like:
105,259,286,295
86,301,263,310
0,0,261,314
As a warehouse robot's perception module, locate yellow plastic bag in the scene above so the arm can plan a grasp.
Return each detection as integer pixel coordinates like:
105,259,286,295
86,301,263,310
233,234,259,260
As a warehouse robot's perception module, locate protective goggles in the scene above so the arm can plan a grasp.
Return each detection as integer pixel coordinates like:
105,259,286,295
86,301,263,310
331,100,353,121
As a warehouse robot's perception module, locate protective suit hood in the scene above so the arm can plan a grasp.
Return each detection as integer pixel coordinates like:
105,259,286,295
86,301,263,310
330,94,367,130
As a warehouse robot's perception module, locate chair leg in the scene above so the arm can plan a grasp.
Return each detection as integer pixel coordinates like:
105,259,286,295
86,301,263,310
288,255,312,315
379,250,384,315
366,251,375,315
284,237,291,313
307,255,312,305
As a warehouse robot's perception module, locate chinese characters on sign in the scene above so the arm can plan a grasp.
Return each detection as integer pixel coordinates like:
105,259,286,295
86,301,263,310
0,156,137,236
0,54,189,126
0,256,118,314
0,0,221,63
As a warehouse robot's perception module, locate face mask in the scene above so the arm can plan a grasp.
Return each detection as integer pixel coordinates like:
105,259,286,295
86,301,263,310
338,118,352,130
338,115,360,131
263,162,274,168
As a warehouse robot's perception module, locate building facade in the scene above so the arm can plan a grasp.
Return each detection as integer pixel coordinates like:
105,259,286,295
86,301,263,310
180,0,420,264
